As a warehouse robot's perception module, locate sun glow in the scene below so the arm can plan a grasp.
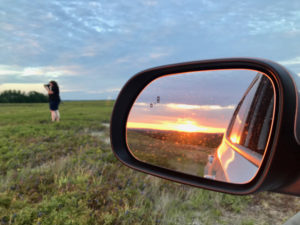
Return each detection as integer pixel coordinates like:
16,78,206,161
127,119,225,133
174,120,201,132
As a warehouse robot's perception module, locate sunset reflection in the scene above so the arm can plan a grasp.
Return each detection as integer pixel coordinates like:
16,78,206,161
230,134,241,144
127,101,233,134
126,69,266,183
173,119,207,132
127,118,225,133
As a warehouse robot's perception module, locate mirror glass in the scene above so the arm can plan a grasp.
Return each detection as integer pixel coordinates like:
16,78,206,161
126,69,275,184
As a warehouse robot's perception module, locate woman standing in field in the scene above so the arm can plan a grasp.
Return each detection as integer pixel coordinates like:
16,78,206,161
44,81,61,122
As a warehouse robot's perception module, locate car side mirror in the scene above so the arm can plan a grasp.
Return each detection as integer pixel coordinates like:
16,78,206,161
110,58,300,196
126,69,274,185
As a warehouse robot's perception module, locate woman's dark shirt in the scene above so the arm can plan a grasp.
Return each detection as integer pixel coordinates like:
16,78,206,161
49,86,61,102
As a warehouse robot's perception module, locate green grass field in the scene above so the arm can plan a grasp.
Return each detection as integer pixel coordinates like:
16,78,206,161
0,101,299,225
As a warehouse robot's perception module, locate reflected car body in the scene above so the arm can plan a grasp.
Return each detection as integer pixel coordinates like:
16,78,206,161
204,73,275,183
204,139,259,183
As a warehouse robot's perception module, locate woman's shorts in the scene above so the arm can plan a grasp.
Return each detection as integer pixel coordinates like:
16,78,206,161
49,101,60,110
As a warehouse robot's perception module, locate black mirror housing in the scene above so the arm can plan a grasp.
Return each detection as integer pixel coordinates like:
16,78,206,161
110,58,300,196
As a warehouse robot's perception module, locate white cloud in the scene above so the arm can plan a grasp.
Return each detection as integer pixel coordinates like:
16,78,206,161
166,103,235,110
0,65,79,78
1,23,14,31
58,86,81,93
115,47,172,65
106,88,121,93
134,102,148,106
86,88,121,94
279,57,300,66
135,102,235,111
115,56,132,64
149,52,169,59
247,12,300,35
0,65,21,75
53,1,121,34
143,1,158,6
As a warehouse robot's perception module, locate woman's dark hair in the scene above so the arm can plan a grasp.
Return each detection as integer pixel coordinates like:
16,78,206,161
50,81,59,91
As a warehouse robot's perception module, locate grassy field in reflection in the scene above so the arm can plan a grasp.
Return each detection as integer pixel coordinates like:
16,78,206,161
127,129,223,177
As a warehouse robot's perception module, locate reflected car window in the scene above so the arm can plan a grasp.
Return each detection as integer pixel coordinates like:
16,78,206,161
228,76,260,146
228,74,274,155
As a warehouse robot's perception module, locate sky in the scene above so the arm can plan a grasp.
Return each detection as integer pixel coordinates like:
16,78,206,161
1,0,300,100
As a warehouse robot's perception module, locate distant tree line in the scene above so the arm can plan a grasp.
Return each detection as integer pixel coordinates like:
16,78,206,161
0,90,48,103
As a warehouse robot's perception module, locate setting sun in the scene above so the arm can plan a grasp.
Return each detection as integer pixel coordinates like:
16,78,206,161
174,120,201,132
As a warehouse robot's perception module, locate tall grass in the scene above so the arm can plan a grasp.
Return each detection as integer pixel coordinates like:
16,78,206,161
0,101,298,225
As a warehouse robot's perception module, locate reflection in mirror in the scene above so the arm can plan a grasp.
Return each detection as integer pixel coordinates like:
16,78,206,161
126,70,275,184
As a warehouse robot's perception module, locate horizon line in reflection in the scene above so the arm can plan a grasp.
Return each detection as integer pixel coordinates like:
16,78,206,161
127,121,225,134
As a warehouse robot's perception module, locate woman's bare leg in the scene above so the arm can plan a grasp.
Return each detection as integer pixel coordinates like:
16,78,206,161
55,110,60,121
51,110,56,122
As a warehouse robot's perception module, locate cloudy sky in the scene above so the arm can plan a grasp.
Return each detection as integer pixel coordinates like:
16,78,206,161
1,0,300,100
